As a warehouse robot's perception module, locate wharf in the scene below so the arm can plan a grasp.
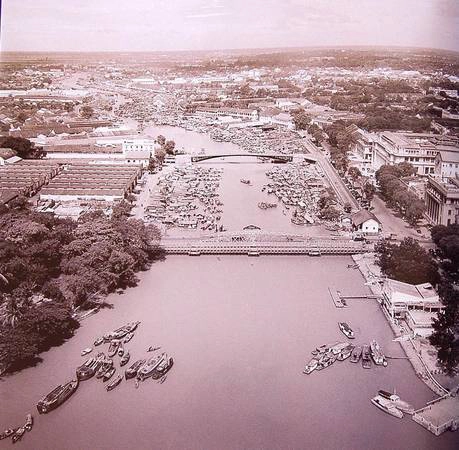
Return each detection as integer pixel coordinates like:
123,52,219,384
328,287,346,308
412,394,459,436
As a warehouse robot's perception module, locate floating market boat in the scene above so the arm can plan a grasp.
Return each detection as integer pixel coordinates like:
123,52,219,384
362,345,372,369
371,395,403,418
350,346,362,363
338,322,355,339
378,390,414,414
137,353,166,381
370,340,388,366
151,355,174,380
106,374,123,391
120,351,130,367
125,359,146,380
37,379,79,414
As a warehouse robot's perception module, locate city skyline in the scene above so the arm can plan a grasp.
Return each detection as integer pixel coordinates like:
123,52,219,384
2,0,459,53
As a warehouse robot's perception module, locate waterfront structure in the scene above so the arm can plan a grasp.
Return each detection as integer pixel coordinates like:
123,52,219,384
381,279,444,323
194,107,259,121
424,176,459,226
350,209,381,234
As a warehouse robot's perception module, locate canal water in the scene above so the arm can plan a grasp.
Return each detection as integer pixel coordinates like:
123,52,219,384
1,125,456,449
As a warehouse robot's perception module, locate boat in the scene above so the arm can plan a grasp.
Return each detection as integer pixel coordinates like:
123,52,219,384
117,345,125,357
314,342,338,355
120,351,130,367
378,390,415,414
11,427,25,444
337,344,354,361
81,347,93,356
240,179,251,185
151,355,174,380
37,379,79,414
362,345,372,369
125,359,146,380
126,321,140,333
76,358,96,380
94,337,104,346
371,395,403,418
330,342,350,355
0,429,16,440
350,346,362,363
103,367,116,382
303,358,319,375
108,340,120,357
137,353,166,381
123,332,134,343
370,340,388,366
106,374,123,391
338,322,355,339
96,359,113,379
24,414,33,432
148,346,161,352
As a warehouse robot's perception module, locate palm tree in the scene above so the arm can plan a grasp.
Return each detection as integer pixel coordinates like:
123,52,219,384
0,295,27,328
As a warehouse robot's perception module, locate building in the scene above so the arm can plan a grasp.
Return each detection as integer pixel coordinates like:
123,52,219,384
350,209,381,234
122,139,156,166
372,132,459,176
194,107,259,121
347,125,376,177
425,176,459,226
434,150,459,178
381,279,444,326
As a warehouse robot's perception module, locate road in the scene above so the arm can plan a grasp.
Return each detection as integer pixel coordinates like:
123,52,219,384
303,137,360,210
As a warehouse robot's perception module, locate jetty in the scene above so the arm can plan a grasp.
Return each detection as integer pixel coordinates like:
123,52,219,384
329,287,346,308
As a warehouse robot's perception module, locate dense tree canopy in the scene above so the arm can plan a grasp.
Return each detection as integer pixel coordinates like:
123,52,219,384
0,136,46,159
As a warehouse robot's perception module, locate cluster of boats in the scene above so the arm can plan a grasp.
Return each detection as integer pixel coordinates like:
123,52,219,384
303,338,388,375
371,390,415,418
0,414,33,444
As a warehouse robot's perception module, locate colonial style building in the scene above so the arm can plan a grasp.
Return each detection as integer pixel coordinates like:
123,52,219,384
425,176,459,226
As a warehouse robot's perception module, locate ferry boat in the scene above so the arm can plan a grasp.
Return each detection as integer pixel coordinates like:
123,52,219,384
108,340,120,357
338,322,355,339
370,340,388,366
106,374,123,391
362,345,372,369
37,379,79,414
151,355,174,380
378,390,414,414
120,351,130,367
125,359,146,380
371,395,403,418
137,353,166,381
350,346,362,363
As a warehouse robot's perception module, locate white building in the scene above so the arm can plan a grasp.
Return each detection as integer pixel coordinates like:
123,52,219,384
435,150,459,178
351,209,381,234
122,139,155,167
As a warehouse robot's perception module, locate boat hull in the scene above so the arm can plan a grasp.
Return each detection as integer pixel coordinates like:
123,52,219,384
37,380,79,414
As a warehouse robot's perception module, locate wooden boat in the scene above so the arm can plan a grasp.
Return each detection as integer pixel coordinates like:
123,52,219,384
96,359,113,379
123,332,134,343
137,353,166,381
37,379,79,414
108,340,120,357
120,351,130,367
362,345,372,369
0,429,16,440
117,345,125,357
303,358,319,375
103,367,116,382
151,355,174,380
370,340,388,367
94,337,104,346
106,374,122,391
81,347,93,356
11,427,25,444
378,390,415,414
24,414,33,432
350,346,362,363
337,344,354,361
125,359,146,380
338,322,355,339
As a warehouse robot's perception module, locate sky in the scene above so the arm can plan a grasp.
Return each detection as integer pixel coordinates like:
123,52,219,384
1,0,459,52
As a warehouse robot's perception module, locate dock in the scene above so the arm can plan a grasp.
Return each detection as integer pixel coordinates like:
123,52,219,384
412,394,459,436
328,287,346,308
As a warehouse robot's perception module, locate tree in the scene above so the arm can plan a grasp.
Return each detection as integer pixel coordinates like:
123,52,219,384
111,200,132,219
348,167,362,181
0,136,46,159
155,147,166,164
404,199,425,226
292,109,311,130
164,140,176,155
375,237,439,285
156,135,166,146
319,206,341,221
363,182,376,202
81,105,94,119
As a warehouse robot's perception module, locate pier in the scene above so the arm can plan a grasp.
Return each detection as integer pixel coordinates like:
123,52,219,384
161,232,369,256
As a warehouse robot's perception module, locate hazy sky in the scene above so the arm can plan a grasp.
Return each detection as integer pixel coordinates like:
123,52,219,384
2,0,459,52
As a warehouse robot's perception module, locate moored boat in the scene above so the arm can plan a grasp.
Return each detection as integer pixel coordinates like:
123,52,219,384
0,429,16,440
11,427,25,444
338,322,355,339
137,353,166,381
337,344,354,361
37,379,79,414
330,342,349,355
106,374,123,391
378,390,414,414
151,355,174,380
303,358,319,375
96,359,113,379
350,346,362,363
370,340,388,366
108,340,120,357
24,414,33,432
81,347,92,356
94,337,104,346
371,395,403,418
120,351,130,367
125,359,146,380
362,345,372,369
117,345,125,357
123,332,134,343
103,367,116,382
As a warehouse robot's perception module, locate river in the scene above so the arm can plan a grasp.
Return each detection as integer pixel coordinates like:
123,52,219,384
0,125,456,449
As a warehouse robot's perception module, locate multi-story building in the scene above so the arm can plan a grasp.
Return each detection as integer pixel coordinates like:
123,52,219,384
347,125,376,177
435,150,459,178
122,139,156,167
425,176,459,226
